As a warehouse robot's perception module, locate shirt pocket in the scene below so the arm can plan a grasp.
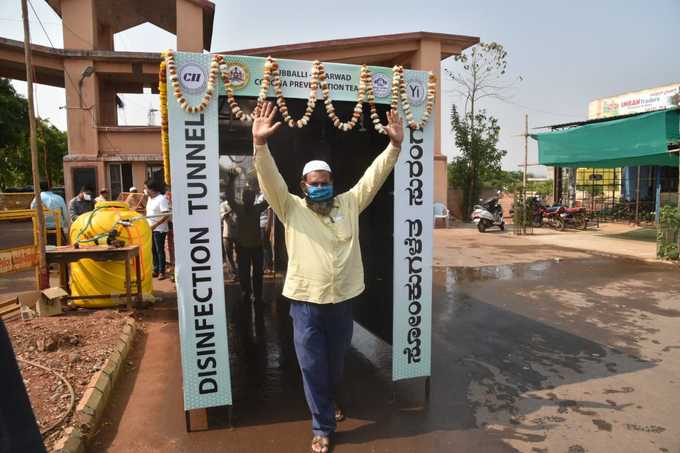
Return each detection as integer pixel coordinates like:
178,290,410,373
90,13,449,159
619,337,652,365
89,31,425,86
334,214,353,241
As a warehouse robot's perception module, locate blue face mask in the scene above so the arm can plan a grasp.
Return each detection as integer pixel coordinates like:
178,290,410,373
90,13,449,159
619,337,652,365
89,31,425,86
306,184,334,202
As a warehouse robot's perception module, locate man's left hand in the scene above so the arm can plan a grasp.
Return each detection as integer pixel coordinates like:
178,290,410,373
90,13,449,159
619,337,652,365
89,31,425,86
385,109,403,147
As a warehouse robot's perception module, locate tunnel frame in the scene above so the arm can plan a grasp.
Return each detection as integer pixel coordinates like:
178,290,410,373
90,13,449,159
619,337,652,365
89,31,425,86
165,51,434,421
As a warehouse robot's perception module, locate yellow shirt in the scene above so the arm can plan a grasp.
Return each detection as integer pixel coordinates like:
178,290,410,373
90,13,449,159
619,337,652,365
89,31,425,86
254,143,400,304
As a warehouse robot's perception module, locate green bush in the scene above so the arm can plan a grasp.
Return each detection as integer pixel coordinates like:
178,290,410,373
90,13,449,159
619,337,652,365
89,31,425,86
657,205,680,260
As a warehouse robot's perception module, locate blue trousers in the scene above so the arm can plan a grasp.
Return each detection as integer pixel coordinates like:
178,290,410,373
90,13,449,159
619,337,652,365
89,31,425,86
290,299,354,437
151,231,167,274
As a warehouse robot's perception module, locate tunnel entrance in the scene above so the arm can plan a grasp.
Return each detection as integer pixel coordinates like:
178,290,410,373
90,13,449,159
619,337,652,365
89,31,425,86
218,96,395,343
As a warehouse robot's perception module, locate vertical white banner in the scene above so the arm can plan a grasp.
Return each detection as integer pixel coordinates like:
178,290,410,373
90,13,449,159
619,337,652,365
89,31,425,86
392,69,434,380
167,52,232,410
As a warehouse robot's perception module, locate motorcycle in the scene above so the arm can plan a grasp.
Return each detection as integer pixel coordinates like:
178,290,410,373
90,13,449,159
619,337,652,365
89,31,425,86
472,194,505,233
541,205,566,230
555,205,589,230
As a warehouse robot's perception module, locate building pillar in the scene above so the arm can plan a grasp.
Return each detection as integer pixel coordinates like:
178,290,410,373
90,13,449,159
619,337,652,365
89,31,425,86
96,22,114,51
61,0,100,201
132,162,148,190
655,166,662,225
99,80,117,126
410,38,446,205
176,0,205,51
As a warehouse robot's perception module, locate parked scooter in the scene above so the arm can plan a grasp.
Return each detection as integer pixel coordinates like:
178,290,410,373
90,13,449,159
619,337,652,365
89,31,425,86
472,192,505,232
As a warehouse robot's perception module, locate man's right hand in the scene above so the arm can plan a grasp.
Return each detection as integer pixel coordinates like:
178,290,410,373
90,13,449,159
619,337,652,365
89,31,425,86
252,101,282,146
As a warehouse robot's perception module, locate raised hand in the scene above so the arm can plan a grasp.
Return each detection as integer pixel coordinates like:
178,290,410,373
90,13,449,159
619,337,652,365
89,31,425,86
252,101,282,145
385,109,403,147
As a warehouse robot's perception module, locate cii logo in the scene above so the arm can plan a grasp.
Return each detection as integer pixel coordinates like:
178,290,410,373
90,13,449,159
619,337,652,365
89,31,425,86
178,63,207,95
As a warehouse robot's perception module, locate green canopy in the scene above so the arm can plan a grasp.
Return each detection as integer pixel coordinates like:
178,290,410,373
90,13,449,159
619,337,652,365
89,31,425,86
532,109,680,168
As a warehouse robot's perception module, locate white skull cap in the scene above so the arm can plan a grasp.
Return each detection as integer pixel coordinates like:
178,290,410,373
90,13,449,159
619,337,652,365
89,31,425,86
302,160,332,177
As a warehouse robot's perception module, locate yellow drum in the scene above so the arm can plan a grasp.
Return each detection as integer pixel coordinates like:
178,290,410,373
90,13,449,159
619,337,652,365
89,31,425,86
68,201,153,307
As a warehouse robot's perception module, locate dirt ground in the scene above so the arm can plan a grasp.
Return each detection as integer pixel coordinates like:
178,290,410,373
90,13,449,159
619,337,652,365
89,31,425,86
434,225,593,268
82,226,680,453
437,226,680,452
6,311,129,451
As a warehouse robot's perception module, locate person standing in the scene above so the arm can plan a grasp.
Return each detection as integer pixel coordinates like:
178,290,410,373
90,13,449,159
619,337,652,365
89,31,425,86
252,102,404,453
144,180,171,279
164,186,175,271
225,175,268,303
68,186,95,221
220,195,239,280
259,199,274,274
31,181,68,245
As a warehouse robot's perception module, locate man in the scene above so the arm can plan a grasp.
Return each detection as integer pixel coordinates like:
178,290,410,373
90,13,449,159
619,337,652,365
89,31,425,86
144,180,171,279
164,186,175,275
31,181,68,246
259,198,274,274
225,175,268,303
220,194,239,280
253,102,403,453
95,187,108,203
68,186,95,221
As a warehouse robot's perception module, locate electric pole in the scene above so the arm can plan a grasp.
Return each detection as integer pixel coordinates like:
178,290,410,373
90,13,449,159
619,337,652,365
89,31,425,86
21,0,49,289
523,113,529,235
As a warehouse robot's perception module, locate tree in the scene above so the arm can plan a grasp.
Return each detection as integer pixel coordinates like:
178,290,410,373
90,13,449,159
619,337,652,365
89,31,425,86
0,78,67,190
445,42,515,216
482,169,523,192
448,105,507,214
527,180,553,197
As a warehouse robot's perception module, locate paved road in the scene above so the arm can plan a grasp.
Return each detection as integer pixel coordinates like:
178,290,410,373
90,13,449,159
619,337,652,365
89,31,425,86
92,229,680,453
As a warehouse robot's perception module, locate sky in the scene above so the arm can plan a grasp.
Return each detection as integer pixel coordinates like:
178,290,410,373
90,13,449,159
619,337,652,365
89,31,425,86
2,0,679,177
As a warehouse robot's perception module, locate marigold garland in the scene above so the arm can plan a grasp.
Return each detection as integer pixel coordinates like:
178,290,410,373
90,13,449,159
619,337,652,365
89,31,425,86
318,62,367,131
159,53,170,185
163,52,437,133
165,50,220,113
272,57,318,128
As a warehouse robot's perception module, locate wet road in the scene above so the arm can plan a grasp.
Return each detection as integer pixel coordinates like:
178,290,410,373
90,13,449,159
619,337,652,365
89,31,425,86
93,255,680,452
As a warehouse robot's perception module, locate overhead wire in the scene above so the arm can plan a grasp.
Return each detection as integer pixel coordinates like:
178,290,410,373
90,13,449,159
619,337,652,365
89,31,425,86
27,0,122,154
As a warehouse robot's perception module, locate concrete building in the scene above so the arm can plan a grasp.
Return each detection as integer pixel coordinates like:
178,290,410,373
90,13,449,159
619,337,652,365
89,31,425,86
0,0,478,203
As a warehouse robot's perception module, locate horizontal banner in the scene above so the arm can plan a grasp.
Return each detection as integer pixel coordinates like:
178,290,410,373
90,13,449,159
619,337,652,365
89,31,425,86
216,54,394,103
0,246,37,274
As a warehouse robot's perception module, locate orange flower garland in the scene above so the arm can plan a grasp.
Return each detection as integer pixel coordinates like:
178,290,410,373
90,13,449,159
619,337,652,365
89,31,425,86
159,53,170,184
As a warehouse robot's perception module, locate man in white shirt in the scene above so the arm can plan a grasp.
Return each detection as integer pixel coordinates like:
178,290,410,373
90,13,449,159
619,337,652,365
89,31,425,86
144,180,171,279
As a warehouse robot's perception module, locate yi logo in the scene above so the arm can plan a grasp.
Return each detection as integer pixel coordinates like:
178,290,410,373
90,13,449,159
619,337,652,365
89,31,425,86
406,78,426,107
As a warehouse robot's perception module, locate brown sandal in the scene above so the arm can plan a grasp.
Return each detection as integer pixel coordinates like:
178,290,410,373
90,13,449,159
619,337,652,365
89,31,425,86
334,405,345,422
311,436,329,453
